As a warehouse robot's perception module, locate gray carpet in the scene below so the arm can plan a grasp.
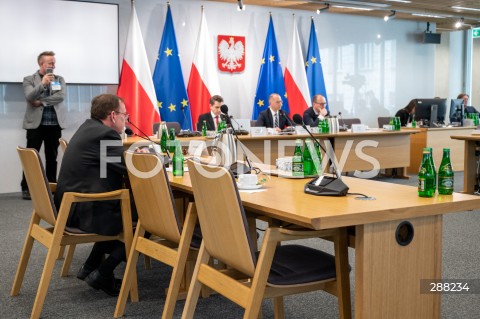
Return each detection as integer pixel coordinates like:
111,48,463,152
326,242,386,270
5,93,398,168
1,173,479,318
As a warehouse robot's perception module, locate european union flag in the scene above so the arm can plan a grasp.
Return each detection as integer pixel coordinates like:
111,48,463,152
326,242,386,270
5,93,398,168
153,5,193,130
252,15,289,120
306,19,329,110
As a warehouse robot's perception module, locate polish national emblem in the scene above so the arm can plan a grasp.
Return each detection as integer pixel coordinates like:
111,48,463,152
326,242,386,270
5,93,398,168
217,35,245,73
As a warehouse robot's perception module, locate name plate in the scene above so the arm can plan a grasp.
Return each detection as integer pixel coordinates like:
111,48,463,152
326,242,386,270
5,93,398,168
250,127,267,136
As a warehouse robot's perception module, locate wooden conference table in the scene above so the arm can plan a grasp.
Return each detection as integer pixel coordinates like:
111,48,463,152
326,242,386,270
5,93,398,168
450,134,480,194
167,172,480,319
125,128,416,176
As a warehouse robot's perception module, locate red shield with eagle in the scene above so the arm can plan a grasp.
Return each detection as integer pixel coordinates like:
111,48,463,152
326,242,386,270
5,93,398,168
217,35,245,73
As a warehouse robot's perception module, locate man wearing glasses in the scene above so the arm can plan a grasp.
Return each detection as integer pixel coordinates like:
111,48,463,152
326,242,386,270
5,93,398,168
54,94,133,297
303,94,329,127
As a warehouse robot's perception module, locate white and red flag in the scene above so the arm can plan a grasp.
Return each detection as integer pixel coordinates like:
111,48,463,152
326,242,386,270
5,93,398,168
284,16,311,116
117,5,159,136
187,8,221,130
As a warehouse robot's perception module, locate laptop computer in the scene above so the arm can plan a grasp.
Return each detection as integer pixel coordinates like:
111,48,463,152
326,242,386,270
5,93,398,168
231,119,251,133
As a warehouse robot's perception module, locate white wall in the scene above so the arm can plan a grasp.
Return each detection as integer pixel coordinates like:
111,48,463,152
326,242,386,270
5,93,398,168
0,0,464,193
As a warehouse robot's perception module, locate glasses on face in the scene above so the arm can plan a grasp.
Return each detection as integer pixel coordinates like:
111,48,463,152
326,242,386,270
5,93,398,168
115,111,129,120
314,102,327,106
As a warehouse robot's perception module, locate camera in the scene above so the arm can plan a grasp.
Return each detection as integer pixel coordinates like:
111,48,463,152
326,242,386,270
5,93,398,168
46,68,54,75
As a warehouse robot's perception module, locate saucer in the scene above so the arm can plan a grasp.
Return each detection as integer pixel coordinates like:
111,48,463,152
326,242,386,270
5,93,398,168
237,183,263,190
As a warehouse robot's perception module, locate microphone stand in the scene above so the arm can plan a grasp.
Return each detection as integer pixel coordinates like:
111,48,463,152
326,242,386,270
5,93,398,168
294,117,349,196
127,119,172,166
223,114,253,176
338,112,348,131
279,110,296,133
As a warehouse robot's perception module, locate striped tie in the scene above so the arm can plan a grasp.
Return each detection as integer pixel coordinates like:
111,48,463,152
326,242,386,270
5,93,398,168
274,113,279,128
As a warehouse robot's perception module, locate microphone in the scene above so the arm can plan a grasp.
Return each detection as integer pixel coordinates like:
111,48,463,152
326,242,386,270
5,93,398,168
127,119,171,165
338,112,347,131
292,114,349,196
220,104,231,125
218,104,252,176
279,110,295,128
124,127,134,136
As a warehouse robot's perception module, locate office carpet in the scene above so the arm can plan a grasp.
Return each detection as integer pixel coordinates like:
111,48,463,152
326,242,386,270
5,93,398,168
1,172,479,318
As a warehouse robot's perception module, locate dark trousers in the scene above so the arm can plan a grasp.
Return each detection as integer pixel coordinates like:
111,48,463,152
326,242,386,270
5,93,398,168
21,125,61,190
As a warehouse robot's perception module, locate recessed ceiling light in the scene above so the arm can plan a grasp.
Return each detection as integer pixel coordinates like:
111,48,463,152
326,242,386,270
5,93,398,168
451,6,480,12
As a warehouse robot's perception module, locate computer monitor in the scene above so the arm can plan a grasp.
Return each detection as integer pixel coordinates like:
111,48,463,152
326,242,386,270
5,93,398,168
414,98,447,127
449,99,464,126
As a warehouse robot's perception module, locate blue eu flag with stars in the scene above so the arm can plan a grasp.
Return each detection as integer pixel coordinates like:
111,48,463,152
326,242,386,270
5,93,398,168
153,5,193,130
306,19,329,110
252,15,289,120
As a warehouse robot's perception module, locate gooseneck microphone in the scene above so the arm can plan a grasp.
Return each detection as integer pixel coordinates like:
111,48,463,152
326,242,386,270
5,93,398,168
126,119,171,164
218,104,252,176
292,114,349,196
279,109,295,127
338,112,347,131
220,104,231,125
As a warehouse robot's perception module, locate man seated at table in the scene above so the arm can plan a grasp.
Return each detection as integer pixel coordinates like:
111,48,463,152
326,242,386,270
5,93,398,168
256,93,292,132
458,93,479,115
54,93,136,297
303,94,329,127
197,95,228,131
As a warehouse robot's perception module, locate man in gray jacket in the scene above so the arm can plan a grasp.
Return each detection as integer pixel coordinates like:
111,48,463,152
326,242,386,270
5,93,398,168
21,51,66,199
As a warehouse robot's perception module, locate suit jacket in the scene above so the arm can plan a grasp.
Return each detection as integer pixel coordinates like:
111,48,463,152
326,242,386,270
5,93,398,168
22,71,66,129
54,119,128,236
303,107,330,127
256,109,290,129
197,112,228,131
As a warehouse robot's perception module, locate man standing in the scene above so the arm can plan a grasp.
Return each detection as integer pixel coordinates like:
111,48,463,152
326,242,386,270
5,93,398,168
21,51,66,199
256,93,292,132
197,95,227,131
54,94,131,297
303,94,329,127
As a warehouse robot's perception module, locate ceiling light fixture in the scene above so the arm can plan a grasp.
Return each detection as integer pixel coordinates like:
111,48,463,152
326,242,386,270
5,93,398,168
316,3,330,14
411,13,446,19
455,17,465,29
333,5,373,11
237,0,245,11
451,6,480,12
384,10,396,21
386,0,411,3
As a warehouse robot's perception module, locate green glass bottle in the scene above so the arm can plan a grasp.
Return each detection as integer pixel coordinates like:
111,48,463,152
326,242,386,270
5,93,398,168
303,138,315,176
411,117,416,128
172,140,184,176
395,116,401,130
202,120,207,136
292,139,304,177
418,148,435,197
217,120,226,132
324,118,330,133
160,126,168,153
168,128,176,154
438,148,454,195
313,141,323,175
427,147,437,191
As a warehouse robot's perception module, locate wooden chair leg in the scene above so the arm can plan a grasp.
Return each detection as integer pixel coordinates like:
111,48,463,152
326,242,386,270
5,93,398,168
114,239,141,318
30,243,62,319
273,296,284,319
334,228,352,319
181,243,209,319
56,245,66,260
60,244,76,277
11,215,39,296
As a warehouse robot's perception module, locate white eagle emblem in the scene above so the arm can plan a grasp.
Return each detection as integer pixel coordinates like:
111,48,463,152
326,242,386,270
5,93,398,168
218,37,245,72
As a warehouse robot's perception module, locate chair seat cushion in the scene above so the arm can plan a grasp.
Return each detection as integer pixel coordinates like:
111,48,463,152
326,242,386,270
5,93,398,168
263,244,340,286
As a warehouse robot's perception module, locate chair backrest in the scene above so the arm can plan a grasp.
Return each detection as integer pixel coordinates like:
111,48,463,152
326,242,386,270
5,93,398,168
187,159,256,276
250,120,257,127
59,138,68,153
341,118,361,129
17,147,57,226
378,116,391,128
126,152,181,243
153,122,160,134
166,122,181,134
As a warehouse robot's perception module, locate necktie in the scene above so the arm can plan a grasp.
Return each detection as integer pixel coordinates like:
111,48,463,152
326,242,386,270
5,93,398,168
274,113,279,128
215,115,219,127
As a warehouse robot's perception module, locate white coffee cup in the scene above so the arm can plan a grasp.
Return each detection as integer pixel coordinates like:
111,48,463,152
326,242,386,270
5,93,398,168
238,174,257,187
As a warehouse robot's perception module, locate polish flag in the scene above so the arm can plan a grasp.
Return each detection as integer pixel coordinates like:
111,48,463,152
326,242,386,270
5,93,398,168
187,8,221,131
117,5,159,136
284,16,311,116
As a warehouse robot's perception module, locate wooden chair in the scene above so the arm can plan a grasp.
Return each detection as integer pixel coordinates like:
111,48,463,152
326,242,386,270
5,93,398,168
153,122,160,134
341,118,361,129
59,138,68,153
183,159,351,319
115,152,199,319
250,120,257,127
11,147,137,319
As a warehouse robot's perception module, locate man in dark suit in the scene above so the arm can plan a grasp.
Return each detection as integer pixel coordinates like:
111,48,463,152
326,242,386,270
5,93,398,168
197,95,227,131
458,93,479,115
303,94,329,127
54,94,132,297
256,93,292,132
